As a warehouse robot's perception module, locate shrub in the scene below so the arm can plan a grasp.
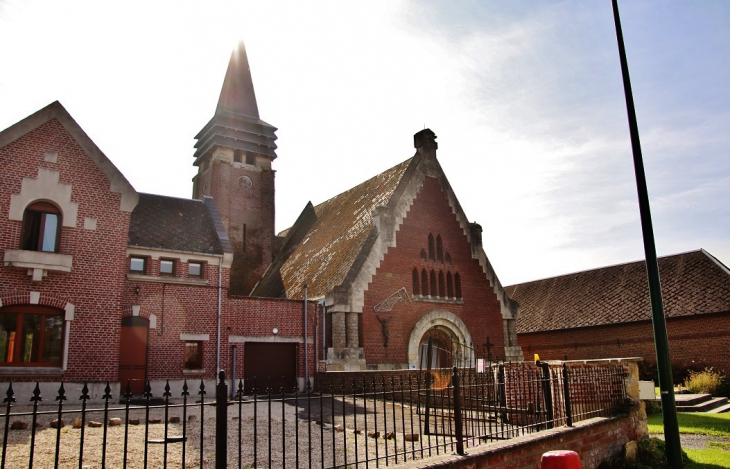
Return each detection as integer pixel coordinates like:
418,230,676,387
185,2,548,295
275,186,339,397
597,438,688,469
684,368,725,395
644,399,662,414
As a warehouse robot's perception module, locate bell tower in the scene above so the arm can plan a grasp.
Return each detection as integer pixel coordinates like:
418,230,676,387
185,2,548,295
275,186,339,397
193,41,277,295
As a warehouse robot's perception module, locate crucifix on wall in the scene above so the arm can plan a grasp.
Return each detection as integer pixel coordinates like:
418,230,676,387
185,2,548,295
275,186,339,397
376,315,392,347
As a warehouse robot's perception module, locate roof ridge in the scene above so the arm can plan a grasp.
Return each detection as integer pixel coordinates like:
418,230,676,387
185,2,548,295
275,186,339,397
311,157,414,210
701,248,730,276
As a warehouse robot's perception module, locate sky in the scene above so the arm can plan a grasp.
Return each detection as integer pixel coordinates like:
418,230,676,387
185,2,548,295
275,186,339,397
1,0,728,286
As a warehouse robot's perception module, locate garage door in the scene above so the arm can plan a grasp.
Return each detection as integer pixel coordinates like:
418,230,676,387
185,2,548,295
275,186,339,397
244,342,297,394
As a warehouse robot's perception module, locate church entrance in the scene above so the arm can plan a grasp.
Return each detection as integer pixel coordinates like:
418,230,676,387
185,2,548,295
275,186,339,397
118,316,149,393
417,328,452,370
407,309,472,369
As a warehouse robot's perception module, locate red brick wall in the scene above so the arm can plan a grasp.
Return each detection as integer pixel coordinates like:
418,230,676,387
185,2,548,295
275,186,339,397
413,416,635,469
518,312,730,379
124,262,223,381
123,275,320,382
208,160,275,295
362,177,505,365
0,119,130,382
228,297,319,380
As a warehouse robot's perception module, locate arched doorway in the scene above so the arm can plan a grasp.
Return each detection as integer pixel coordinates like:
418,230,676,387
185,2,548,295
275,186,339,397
408,310,472,369
119,316,149,393
417,327,452,370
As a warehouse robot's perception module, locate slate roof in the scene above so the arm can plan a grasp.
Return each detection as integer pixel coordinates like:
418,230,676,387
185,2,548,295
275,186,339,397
128,193,227,255
272,158,414,300
507,249,730,333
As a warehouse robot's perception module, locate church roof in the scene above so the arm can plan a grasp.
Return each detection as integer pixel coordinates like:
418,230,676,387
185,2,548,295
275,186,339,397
507,249,730,333
255,158,415,299
128,193,229,255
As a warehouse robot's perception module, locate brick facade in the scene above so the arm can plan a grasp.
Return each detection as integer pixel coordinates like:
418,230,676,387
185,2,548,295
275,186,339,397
0,119,130,383
361,176,505,366
0,105,316,400
518,312,730,379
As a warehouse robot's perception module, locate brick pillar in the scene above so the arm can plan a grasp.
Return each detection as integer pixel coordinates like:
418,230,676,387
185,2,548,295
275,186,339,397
624,359,649,441
346,312,359,348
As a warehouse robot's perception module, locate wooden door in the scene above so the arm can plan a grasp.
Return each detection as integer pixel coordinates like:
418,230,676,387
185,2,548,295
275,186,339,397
119,316,149,393
244,342,297,394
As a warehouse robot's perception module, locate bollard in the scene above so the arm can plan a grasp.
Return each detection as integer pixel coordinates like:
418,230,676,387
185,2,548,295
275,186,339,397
541,450,582,469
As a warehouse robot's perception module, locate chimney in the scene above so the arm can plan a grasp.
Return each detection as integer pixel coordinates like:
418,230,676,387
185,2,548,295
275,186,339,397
414,129,438,151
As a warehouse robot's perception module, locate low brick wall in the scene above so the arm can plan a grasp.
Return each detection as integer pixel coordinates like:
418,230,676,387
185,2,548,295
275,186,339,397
399,413,643,469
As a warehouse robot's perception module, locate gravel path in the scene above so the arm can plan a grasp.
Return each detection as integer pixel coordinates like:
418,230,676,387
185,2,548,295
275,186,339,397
650,432,730,451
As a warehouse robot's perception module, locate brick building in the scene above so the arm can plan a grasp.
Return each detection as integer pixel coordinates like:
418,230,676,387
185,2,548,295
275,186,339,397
507,249,730,380
0,41,521,398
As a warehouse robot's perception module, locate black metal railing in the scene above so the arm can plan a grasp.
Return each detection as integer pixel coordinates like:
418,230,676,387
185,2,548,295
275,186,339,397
0,362,627,468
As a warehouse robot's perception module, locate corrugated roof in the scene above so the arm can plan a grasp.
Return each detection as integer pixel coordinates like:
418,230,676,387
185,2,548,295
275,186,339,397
278,158,414,299
507,249,730,333
128,193,224,255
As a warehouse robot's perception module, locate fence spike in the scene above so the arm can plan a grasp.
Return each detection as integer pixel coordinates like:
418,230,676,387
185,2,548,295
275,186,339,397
3,383,15,405
31,382,42,403
104,381,113,400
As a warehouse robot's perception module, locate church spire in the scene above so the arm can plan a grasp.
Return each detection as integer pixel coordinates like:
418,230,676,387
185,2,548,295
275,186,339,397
216,41,260,118
193,41,277,162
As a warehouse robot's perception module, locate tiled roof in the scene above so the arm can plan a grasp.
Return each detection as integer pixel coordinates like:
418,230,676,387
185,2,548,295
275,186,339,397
128,193,224,255
277,158,414,300
507,250,730,333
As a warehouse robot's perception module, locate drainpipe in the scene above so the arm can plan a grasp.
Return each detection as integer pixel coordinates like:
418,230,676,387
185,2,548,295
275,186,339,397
303,284,309,391
319,299,326,361
216,256,223,375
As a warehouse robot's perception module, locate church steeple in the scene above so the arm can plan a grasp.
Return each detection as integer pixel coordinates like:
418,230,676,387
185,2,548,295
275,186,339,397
192,41,278,296
216,42,260,118
193,41,277,165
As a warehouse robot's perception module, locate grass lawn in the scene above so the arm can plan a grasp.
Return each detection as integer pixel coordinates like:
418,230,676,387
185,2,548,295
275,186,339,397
648,412,730,468
648,412,730,437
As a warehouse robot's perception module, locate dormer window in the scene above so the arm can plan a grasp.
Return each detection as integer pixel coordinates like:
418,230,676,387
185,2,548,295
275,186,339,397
21,202,61,253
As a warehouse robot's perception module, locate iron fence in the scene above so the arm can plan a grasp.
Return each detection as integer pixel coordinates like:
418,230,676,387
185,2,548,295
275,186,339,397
0,361,628,468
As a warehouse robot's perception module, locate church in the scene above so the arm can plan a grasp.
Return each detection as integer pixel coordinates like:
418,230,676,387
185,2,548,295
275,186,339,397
0,42,521,399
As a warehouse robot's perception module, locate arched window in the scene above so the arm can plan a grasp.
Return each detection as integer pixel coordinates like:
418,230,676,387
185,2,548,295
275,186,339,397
428,234,435,261
430,270,437,297
447,272,454,298
0,304,64,366
436,235,443,263
445,252,452,265
420,249,427,262
421,270,428,296
438,271,445,297
21,202,61,253
412,269,420,296
455,273,462,299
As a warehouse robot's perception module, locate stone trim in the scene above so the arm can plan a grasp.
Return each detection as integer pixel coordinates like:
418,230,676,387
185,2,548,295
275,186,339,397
180,333,210,341
407,309,473,366
8,168,79,227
